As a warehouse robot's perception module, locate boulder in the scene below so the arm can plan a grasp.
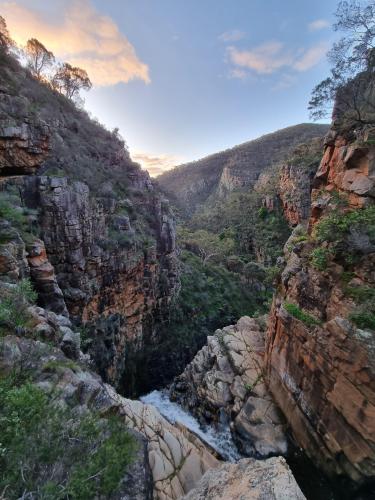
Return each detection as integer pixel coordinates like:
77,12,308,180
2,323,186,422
170,316,288,459
181,457,305,500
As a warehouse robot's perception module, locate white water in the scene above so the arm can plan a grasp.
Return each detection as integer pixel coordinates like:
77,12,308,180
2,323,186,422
140,389,241,462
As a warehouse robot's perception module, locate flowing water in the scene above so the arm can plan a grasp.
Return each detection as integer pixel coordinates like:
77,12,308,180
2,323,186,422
140,390,375,500
140,389,241,462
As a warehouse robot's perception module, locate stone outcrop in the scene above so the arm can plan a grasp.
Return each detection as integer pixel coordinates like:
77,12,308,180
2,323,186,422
0,121,50,175
278,138,323,226
0,334,220,500
26,238,68,316
18,175,178,393
265,125,375,484
181,456,305,500
170,316,287,459
254,138,323,227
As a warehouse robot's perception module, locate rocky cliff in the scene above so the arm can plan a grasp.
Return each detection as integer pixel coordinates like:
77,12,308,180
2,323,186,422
170,316,288,459
265,124,375,485
0,51,179,396
157,124,329,215
254,137,324,227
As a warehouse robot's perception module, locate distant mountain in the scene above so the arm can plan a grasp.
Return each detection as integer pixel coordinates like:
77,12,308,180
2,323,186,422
157,123,329,215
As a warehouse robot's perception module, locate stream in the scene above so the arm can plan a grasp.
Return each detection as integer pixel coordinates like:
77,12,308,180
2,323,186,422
140,389,241,462
140,390,375,500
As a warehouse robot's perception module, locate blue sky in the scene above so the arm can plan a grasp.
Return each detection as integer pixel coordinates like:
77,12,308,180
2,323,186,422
1,0,338,174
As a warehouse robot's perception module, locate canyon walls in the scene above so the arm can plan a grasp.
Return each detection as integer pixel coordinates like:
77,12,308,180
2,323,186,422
265,125,375,484
0,52,179,396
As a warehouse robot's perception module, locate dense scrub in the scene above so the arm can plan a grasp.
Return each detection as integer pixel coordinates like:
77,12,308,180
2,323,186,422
0,371,136,499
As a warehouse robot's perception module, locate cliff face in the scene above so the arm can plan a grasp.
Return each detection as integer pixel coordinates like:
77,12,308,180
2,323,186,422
265,125,375,484
254,137,324,227
0,52,179,396
157,124,329,215
21,174,178,392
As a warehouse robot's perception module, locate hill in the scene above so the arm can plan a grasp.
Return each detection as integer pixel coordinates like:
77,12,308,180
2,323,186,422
157,123,329,215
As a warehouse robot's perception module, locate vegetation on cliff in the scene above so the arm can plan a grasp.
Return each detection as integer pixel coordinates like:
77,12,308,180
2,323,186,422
0,372,136,499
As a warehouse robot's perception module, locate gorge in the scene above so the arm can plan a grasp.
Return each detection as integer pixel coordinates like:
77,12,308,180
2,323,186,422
1,5,375,500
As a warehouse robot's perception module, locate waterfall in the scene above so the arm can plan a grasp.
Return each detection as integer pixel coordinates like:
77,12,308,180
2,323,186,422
141,389,241,462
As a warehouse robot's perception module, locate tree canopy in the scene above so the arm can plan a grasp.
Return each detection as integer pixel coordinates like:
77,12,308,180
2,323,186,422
0,16,13,51
309,0,375,125
25,38,55,80
51,63,92,100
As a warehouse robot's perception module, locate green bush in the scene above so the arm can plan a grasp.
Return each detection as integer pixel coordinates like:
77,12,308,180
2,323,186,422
0,373,136,499
67,417,136,499
315,206,375,244
0,279,37,335
310,247,332,271
0,198,26,227
349,311,375,330
344,285,375,303
0,195,39,244
292,234,308,244
284,302,321,327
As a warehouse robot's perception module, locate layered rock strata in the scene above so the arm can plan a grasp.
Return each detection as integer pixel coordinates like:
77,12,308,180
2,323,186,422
0,121,50,175
265,125,375,484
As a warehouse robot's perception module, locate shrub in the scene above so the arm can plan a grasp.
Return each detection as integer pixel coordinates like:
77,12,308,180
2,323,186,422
0,279,37,335
344,285,375,303
292,234,308,244
315,206,375,244
67,417,136,499
310,247,332,271
284,302,321,327
0,195,39,244
0,373,136,499
349,311,375,331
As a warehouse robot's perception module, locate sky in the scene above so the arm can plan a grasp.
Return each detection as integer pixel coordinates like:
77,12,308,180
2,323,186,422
0,0,339,175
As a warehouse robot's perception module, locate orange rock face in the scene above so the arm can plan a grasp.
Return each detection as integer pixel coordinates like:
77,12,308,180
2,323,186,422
265,126,375,484
0,123,50,175
21,175,178,394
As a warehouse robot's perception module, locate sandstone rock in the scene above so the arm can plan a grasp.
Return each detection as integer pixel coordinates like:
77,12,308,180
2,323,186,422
266,126,375,483
59,326,81,360
21,174,179,393
0,335,220,500
170,316,288,459
0,222,29,282
277,138,323,226
181,457,305,500
26,238,68,315
0,120,50,175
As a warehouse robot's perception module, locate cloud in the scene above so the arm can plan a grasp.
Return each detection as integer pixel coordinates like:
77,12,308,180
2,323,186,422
229,68,249,80
227,42,294,75
293,42,329,71
0,0,150,86
308,19,330,32
219,30,246,43
132,152,181,177
227,40,328,78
